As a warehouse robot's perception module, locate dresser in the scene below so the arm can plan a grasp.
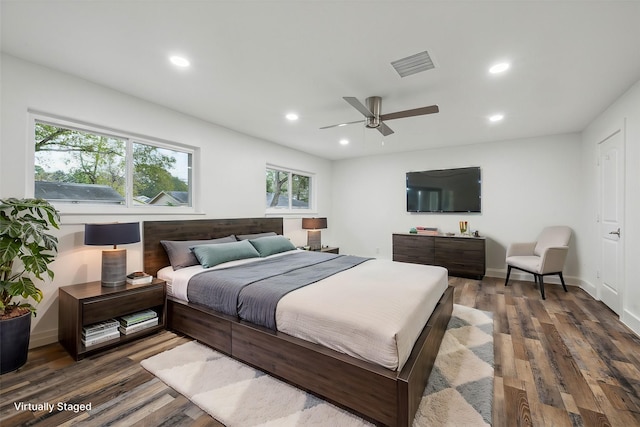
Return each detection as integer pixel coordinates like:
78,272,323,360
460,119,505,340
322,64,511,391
392,233,486,279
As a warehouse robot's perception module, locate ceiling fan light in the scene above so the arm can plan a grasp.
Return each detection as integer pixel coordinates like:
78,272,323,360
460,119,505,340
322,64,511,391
365,117,380,128
339,139,349,145
285,113,299,121
489,114,504,122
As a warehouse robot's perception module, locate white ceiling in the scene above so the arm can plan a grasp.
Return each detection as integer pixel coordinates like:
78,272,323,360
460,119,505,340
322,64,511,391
2,1,640,160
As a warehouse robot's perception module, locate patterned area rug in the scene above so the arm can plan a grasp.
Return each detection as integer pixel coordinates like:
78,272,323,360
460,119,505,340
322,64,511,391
141,304,493,426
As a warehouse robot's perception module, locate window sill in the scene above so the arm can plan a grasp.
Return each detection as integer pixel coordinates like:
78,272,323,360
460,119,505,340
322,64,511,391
39,204,203,219
265,210,318,217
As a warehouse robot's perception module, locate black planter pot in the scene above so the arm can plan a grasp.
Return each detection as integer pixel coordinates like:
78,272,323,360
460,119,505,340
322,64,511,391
0,311,32,375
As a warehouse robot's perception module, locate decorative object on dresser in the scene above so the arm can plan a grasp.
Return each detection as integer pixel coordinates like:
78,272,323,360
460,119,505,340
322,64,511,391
84,222,141,287
301,217,327,250
0,198,60,374
415,226,438,236
392,233,486,279
459,221,468,235
58,279,166,360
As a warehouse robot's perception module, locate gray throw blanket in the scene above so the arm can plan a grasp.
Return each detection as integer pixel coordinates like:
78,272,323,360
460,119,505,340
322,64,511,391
187,251,371,329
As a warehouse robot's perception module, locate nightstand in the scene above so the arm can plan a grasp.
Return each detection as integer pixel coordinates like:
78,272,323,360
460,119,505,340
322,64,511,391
58,279,166,360
320,246,339,254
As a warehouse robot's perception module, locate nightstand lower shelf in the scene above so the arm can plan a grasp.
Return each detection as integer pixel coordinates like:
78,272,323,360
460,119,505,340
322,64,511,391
59,279,166,360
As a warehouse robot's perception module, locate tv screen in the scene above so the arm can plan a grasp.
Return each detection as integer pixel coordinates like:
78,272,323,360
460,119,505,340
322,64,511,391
406,167,481,213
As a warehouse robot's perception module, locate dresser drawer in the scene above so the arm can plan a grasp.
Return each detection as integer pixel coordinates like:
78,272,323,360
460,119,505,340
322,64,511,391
434,237,485,277
392,234,435,264
82,284,164,325
435,238,484,264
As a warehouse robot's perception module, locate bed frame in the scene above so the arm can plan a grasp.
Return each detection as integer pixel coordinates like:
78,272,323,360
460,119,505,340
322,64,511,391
143,218,453,426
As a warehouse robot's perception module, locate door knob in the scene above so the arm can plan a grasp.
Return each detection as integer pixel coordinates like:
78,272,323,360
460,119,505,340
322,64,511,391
609,228,621,237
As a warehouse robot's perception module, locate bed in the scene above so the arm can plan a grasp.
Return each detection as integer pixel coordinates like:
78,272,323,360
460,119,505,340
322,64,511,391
143,218,453,427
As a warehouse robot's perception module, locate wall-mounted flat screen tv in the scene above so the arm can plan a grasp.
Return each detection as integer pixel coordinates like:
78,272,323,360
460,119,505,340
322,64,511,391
406,167,481,213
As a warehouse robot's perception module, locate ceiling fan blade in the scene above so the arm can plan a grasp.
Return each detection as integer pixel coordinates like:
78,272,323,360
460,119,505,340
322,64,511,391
379,105,439,121
343,97,373,117
319,119,364,130
377,121,394,136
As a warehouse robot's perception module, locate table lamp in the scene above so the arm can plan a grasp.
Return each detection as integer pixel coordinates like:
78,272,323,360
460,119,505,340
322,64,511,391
84,222,141,287
302,217,327,251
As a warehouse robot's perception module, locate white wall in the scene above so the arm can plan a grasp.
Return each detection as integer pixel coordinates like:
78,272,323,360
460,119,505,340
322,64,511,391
331,134,585,281
0,54,333,347
581,78,640,335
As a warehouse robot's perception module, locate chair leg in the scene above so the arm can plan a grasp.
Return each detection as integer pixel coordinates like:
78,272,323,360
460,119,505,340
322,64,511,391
505,265,512,286
559,272,568,292
538,275,546,300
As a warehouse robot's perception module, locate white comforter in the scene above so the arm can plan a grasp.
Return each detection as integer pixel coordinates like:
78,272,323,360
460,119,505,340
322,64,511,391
158,251,448,370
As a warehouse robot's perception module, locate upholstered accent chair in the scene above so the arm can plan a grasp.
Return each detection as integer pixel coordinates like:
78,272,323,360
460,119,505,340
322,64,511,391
505,226,571,299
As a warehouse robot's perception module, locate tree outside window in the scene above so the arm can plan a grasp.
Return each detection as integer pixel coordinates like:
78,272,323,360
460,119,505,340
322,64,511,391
34,120,192,207
266,167,311,211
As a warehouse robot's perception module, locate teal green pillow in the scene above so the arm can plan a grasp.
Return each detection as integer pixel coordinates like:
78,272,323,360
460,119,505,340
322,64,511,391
190,240,259,268
249,235,296,257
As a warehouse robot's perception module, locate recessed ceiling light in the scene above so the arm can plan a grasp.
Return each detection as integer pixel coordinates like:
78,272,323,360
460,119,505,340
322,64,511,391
489,114,504,122
169,55,190,67
285,113,299,121
339,139,349,145
489,62,510,74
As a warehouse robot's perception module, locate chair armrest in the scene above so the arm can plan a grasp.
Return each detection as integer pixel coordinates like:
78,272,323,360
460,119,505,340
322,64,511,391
539,246,569,274
506,242,536,258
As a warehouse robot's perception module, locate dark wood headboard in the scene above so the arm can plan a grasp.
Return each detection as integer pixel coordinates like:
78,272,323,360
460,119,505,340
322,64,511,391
143,217,283,277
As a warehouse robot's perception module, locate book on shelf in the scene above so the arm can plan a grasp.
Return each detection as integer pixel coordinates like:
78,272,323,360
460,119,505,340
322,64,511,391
416,226,439,236
119,309,158,327
118,317,159,335
82,319,119,336
126,272,153,285
82,326,119,340
82,330,120,347
417,230,438,235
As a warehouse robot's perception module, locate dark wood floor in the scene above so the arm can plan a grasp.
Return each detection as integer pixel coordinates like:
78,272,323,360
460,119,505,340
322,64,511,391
1,277,639,426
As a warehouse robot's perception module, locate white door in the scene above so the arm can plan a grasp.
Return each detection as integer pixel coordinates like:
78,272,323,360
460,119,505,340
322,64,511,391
599,127,625,315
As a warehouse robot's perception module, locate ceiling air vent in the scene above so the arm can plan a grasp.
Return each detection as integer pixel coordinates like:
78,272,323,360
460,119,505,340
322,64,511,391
391,51,435,78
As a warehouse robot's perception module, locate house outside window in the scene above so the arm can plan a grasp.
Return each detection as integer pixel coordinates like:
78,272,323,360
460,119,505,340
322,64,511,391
266,166,313,213
31,114,195,213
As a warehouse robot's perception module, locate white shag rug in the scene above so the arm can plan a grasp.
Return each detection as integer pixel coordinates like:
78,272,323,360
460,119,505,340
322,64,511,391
141,304,493,426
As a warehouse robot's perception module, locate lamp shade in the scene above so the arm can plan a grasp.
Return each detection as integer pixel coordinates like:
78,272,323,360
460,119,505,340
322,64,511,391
302,218,327,230
84,222,140,246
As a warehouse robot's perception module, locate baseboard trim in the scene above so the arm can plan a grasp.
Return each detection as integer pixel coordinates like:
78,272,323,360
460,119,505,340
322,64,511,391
485,268,580,286
622,309,640,337
486,267,602,299
29,328,58,349
577,279,597,299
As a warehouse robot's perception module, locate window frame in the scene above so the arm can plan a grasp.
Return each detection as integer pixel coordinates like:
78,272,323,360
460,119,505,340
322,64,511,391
28,112,199,215
265,164,316,215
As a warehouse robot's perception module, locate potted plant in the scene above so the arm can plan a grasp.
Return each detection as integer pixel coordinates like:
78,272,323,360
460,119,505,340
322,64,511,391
0,198,59,374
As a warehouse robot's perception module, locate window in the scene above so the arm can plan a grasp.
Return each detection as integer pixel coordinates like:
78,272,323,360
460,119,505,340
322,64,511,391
32,115,194,212
266,166,313,213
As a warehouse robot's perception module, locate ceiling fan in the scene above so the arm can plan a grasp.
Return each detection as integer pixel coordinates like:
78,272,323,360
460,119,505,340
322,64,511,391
320,96,439,136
